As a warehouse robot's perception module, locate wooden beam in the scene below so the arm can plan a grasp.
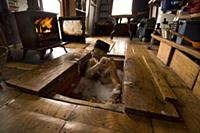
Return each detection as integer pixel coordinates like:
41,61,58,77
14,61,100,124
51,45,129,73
142,55,177,102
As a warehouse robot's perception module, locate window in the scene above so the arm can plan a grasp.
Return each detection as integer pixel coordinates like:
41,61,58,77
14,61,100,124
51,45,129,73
111,0,133,16
42,0,61,16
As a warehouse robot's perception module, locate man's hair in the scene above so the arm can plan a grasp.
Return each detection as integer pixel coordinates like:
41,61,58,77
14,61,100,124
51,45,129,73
94,40,110,52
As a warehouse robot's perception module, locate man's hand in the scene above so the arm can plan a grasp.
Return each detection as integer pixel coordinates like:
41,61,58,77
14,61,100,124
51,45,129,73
99,57,110,68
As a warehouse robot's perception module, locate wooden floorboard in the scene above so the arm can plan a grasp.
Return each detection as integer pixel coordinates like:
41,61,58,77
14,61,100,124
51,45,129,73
0,37,192,133
67,105,153,133
123,41,179,121
0,106,65,133
0,84,21,108
5,62,39,71
6,49,91,94
7,93,77,120
147,48,200,133
53,94,124,113
152,119,189,133
60,121,121,133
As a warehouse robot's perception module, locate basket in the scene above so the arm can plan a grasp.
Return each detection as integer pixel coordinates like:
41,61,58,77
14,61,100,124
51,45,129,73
0,46,8,72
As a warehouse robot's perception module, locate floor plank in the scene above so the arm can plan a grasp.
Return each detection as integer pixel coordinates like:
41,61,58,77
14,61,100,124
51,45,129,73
0,84,21,108
60,121,121,133
5,62,39,71
67,105,153,133
7,93,77,120
152,119,189,133
0,106,65,133
123,41,179,121
147,48,200,133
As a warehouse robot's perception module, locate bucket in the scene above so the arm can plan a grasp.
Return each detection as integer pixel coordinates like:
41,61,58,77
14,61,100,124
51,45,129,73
0,46,8,72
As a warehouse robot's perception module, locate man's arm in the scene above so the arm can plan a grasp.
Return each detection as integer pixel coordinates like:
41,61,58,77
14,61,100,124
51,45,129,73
85,58,100,78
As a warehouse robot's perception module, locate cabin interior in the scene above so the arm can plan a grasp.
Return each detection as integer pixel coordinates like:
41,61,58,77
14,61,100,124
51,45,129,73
0,0,200,132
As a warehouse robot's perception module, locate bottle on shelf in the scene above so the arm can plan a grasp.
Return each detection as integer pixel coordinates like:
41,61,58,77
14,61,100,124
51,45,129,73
161,18,169,39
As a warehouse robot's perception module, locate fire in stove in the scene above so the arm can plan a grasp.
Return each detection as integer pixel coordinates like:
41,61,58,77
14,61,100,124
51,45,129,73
35,17,53,33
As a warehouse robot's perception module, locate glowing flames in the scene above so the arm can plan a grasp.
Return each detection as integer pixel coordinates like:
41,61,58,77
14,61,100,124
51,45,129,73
35,17,53,33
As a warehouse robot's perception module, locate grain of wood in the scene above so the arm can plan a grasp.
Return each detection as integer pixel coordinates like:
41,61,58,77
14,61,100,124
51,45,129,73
170,50,200,89
5,62,39,71
142,55,177,102
147,49,200,133
0,86,21,108
53,94,124,113
0,106,65,133
7,93,77,120
193,72,200,99
60,121,121,133
152,119,189,133
123,42,179,121
67,105,153,133
157,41,173,65
6,49,91,93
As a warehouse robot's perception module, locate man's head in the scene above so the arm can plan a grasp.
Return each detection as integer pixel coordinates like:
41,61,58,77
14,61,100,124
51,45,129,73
92,40,110,60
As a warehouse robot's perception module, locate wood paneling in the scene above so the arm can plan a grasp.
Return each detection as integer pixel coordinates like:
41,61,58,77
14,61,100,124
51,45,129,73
170,50,200,89
193,72,200,99
0,106,65,133
7,93,77,120
157,41,173,65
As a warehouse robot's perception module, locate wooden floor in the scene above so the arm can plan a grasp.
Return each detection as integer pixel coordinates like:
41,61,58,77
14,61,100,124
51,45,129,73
0,37,196,133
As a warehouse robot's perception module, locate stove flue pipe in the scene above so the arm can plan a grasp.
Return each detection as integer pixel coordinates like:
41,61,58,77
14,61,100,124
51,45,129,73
27,0,43,11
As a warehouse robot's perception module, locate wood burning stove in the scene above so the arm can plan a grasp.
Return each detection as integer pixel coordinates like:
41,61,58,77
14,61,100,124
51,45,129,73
14,10,67,59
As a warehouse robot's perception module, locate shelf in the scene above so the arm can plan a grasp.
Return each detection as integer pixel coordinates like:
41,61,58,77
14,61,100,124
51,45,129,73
151,34,200,60
178,12,200,19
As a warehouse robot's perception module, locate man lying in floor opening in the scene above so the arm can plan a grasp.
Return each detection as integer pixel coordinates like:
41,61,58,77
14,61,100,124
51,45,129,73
73,40,122,103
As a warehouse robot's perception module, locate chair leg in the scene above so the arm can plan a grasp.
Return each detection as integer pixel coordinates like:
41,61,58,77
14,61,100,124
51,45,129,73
39,50,46,60
61,45,67,53
50,48,53,53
